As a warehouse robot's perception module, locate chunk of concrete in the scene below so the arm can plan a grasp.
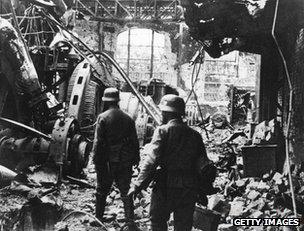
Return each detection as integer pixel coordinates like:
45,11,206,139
247,190,260,200
218,223,237,231
229,199,245,217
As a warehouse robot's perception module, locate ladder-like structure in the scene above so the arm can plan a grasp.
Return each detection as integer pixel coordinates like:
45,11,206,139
75,0,183,23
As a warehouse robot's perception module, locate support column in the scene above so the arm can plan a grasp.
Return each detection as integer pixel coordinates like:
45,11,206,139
97,22,104,51
127,28,131,77
150,30,155,79
177,23,184,87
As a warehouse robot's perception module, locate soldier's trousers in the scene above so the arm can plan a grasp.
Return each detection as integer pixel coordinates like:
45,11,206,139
150,187,197,231
95,161,134,222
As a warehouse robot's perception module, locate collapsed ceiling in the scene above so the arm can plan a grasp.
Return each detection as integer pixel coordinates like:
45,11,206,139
181,0,304,58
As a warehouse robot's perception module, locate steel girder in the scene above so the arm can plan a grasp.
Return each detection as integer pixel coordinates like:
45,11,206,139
75,0,183,23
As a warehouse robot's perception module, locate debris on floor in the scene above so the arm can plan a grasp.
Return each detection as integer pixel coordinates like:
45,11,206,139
202,126,304,230
0,125,302,231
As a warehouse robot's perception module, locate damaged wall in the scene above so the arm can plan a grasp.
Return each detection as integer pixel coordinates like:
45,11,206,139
287,29,304,163
74,20,99,51
181,51,260,105
114,28,178,87
255,1,304,164
74,20,120,54
74,19,201,89
182,0,304,163
74,19,260,122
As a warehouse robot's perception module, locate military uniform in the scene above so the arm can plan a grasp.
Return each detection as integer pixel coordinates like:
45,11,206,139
135,118,208,231
92,106,140,223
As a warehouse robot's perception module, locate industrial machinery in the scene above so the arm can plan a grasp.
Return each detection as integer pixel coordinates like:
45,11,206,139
121,78,180,144
0,14,107,178
0,1,161,180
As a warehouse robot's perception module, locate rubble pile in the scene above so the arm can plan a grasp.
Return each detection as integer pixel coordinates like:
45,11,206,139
0,188,27,230
1,124,304,231
0,155,154,230
212,172,295,230
203,125,246,177
203,126,304,230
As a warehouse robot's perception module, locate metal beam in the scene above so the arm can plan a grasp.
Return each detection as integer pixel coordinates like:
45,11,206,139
74,0,183,23
99,52,162,125
115,0,133,18
91,16,183,24
95,0,115,18
76,0,96,17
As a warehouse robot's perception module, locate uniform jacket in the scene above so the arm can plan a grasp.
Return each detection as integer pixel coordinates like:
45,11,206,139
92,107,140,164
136,118,208,189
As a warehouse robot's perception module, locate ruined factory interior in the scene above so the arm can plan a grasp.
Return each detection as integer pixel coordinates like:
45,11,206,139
0,0,304,230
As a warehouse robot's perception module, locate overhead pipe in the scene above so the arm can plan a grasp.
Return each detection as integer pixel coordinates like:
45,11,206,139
271,0,297,219
98,51,162,125
39,10,162,126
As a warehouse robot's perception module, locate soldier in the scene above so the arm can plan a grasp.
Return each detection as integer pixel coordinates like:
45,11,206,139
92,87,140,230
128,94,209,231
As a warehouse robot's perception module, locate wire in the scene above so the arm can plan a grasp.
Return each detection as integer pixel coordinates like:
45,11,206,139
185,58,202,104
271,0,298,220
185,50,209,139
185,63,197,104
192,62,209,140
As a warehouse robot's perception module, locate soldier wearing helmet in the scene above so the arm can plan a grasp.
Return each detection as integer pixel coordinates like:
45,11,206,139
92,87,140,230
128,94,209,231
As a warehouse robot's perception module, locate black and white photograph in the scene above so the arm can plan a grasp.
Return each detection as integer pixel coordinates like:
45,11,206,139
0,0,303,230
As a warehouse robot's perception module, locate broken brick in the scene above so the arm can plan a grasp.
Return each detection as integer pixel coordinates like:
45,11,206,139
218,224,237,231
247,190,260,200
250,210,263,218
272,172,283,185
257,181,270,191
235,179,247,188
229,198,245,217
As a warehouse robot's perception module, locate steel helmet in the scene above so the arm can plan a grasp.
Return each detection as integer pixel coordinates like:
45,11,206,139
159,94,185,115
102,88,120,102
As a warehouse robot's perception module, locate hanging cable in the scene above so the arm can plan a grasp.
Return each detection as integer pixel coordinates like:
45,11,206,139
192,59,209,140
271,0,297,219
185,49,209,139
185,63,197,103
185,56,202,104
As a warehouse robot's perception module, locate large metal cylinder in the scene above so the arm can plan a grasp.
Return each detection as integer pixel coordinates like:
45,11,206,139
0,136,49,171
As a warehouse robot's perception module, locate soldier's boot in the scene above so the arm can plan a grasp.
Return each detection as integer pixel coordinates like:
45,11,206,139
95,193,107,221
121,196,139,231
